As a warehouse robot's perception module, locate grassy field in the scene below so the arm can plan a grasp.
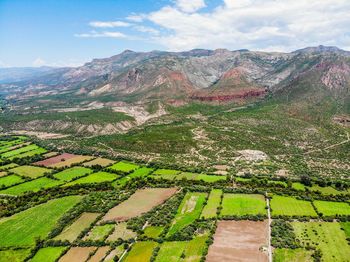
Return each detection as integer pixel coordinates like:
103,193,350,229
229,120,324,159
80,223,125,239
167,192,207,237
313,200,350,216
201,189,222,219
0,177,63,195
153,169,180,176
221,194,266,217
107,222,137,241
270,195,317,217
63,171,118,186
83,224,114,241
124,241,158,262
0,196,82,247
104,245,125,262
184,234,208,261
50,155,94,168
54,212,100,242
7,147,47,160
309,185,342,195
291,182,305,191
155,241,187,262
82,157,115,167
108,161,139,173
340,222,350,238
0,174,24,188
9,165,52,178
0,163,18,171
0,249,31,262
0,144,39,158
143,226,164,239
113,167,153,187
152,172,226,183
292,222,350,262
31,247,67,262
273,248,313,262
53,166,93,182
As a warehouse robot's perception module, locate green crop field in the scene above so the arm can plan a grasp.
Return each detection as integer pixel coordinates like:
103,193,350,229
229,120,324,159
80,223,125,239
143,226,164,239
0,196,82,247
292,222,350,262
0,144,39,158
153,169,180,176
31,247,67,262
9,165,52,179
0,163,18,171
221,194,266,217
183,234,208,261
313,200,350,216
0,249,31,262
7,147,47,160
340,222,350,238
291,182,305,191
167,192,207,237
309,185,342,195
273,248,313,262
152,172,226,183
53,166,93,182
124,241,158,262
201,189,222,219
108,161,139,173
0,175,24,188
0,177,63,195
270,195,317,217
113,167,153,187
54,212,100,242
155,241,187,262
83,224,114,241
64,171,118,186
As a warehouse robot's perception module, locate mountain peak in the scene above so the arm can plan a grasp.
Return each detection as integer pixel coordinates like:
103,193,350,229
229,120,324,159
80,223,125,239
293,45,348,55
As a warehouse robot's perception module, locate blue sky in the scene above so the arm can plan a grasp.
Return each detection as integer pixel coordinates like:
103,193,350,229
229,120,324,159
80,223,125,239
1,0,349,67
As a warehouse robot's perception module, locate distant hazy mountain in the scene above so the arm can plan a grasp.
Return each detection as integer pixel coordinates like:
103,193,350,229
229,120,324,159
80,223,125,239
0,66,61,84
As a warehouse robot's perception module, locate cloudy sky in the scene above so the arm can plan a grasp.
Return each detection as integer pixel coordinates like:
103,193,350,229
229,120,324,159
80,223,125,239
1,0,349,67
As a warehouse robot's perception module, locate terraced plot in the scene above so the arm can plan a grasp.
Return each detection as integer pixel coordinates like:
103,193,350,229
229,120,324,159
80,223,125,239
0,144,40,158
292,222,350,262
83,157,115,167
107,222,137,241
113,167,153,187
9,165,52,178
64,171,118,186
83,224,115,241
54,212,100,242
155,241,187,262
124,241,158,262
201,189,222,219
0,163,18,171
167,192,207,237
103,245,125,262
0,174,24,188
0,177,63,195
108,161,139,173
8,147,47,160
291,182,305,191
34,153,77,167
102,188,177,222
221,194,266,217
309,185,342,195
51,155,94,168
270,195,317,217
0,196,82,247
153,171,226,183
313,200,350,216
153,169,180,176
53,166,93,182
31,247,68,262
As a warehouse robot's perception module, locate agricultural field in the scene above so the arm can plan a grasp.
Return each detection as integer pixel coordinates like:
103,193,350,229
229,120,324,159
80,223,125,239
270,195,318,217
59,247,97,262
152,171,226,183
54,212,100,242
9,165,52,178
201,189,223,219
153,169,180,176
83,157,115,167
0,144,41,159
292,222,350,261
108,161,139,173
106,222,137,241
313,200,350,216
83,224,115,241
0,196,82,247
273,248,313,262
102,188,177,222
143,226,163,239
167,192,207,236
124,241,158,262
50,155,94,168
113,167,153,187
0,249,31,262
31,247,68,262
53,166,93,182
0,174,24,188
89,246,110,262
221,194,266,217
63,171,118,186
0,163,18,171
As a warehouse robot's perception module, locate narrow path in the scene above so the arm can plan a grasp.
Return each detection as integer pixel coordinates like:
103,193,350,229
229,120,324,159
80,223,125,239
266,195,273,262
304,131,349,155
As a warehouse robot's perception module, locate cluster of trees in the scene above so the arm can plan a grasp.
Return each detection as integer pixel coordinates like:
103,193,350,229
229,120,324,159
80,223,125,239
271,220,298,249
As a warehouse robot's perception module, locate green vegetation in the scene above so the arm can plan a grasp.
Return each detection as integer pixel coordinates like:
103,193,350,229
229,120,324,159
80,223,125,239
0,196,82,247
221,194,266,217
200,189,222,219
64,171,118,186
0,177,63,195
144,226,164,238
155,241,187,262
292,182,305,191
292,222,350,262
340,222,350,239
0,249,31,262
167,192,207,237
107,222,136,241
313,200,350,216
0,144,39,158
84,224,114,241
153,169,180,176
9,165,52,178
113,167,153,187
309,185,342,195
0,163,18,171
273,248,313,262
53,166,93,182
0,175,24,188
108,161,139,173
270,195,317,217
124,241,158,262
31,247,67,262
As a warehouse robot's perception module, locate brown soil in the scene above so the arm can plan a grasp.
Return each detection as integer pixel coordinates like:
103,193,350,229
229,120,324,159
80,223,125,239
59,247,97,262
33,153,77,167
102,188,177,222
88,246,110,262
206,220,268,262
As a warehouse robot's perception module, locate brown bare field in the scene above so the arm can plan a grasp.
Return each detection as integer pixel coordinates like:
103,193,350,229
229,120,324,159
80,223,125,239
106,222,137,241
42,152,59,158
83,158,115,168
0,172,7,177
206,220,268,262
51,156,94,168
34,153,78,167
102,188,177,222
88,246,110,262
59,247,97,262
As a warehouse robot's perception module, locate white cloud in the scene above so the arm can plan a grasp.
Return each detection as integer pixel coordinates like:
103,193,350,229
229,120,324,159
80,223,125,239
143,0,350,51
89,21,130,28
32,57,46,67
175,0,206,13
133,25,160,35
75,31,127,38
126,14,145,22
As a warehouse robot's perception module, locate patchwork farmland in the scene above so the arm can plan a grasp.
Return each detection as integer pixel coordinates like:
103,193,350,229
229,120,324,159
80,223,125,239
0,135,349,262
